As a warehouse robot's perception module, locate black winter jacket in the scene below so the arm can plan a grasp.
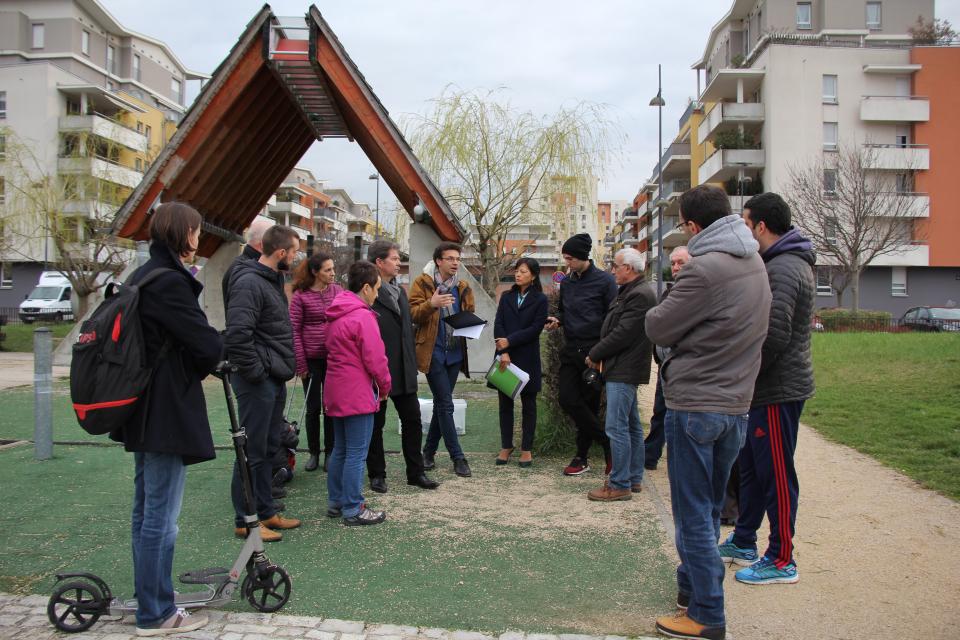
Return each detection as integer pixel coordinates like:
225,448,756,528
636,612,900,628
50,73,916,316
753,229,816,407
557,262,618,344
589,277,656,386
221,244,260,312
110,242,222,465
372,280,419,397
225,259,295,383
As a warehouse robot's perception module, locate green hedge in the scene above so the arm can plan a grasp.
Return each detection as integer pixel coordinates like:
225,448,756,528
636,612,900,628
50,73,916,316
818,308,892,332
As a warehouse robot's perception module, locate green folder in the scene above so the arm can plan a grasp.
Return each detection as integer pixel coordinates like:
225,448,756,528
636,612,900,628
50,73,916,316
485,357,530,399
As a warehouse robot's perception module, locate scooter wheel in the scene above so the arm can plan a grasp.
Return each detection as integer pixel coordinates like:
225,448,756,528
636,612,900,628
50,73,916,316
48,580,104,633
242,565,292,613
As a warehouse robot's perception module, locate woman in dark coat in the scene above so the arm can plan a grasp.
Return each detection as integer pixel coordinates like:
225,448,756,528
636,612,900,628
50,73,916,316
112,202,222,635
493,257,548,467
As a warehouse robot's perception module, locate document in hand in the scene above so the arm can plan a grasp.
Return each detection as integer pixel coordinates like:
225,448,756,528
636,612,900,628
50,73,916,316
443,310,487,340
485,357,530,399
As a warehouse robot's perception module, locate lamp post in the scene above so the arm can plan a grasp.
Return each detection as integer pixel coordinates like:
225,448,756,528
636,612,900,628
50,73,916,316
649,64,666,297
368,173,380,240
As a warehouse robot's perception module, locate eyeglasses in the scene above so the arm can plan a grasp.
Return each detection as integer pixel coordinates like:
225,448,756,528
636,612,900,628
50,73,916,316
441,256,461,263
675,220,692,231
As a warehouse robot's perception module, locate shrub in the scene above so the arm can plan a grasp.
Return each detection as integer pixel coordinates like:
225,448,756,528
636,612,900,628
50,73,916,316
534,292,576,454
818,308,892,332
713,129,757,150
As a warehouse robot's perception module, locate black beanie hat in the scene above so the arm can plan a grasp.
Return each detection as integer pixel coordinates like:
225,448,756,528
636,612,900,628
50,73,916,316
561,233,592,261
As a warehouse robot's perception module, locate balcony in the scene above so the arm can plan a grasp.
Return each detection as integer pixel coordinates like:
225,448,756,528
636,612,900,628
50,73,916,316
699,68,765,102
652,143,691,179
868,243,929,267
61,199,120,218
699,148,765,183
698,102,764,143
860,96,929,122
862,144,929,171
271,200,312,220
59,113,148,153
58,156,143,189
866,192,930,218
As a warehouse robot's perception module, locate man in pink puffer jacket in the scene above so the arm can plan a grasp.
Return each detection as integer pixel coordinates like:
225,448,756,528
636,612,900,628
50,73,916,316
324,261,392,526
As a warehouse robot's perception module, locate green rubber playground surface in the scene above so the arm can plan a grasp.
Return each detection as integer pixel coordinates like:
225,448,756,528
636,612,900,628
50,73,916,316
0,379,675,636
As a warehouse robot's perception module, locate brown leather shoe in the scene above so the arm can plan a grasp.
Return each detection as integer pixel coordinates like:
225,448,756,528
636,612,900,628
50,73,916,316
631,483,643,493
234,523,282,542
587,485,632,502
655,612,725,640
262,514,301,530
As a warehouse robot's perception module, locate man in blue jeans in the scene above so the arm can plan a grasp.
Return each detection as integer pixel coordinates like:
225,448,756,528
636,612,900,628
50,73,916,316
646,185,771,640
409,242,476,478
584,247,656,501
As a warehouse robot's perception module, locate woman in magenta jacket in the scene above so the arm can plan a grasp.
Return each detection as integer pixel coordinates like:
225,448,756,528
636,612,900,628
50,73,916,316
290,252,343,472
324,261,391,526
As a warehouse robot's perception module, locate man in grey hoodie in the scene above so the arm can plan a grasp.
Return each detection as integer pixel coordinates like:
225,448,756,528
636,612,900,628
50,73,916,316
646,185,771,640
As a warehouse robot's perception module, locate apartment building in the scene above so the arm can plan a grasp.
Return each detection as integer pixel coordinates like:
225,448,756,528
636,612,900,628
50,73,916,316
0,0,204,306
267,167,331,250
638,0,958,315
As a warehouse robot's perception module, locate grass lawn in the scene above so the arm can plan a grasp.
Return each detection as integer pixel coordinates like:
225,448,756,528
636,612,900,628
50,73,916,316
806,332,960,500
0,322,74,353
0,379,675,635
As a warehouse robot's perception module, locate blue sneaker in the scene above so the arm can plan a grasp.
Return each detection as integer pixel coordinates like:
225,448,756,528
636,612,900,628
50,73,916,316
717,532,758,567
735,556,799,585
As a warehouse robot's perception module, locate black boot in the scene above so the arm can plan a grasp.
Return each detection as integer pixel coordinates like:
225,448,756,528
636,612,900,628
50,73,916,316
453,458,472,478
407,474,439,489
370,476,388,494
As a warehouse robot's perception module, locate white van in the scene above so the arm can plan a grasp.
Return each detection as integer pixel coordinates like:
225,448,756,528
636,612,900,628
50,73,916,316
19,272,74,323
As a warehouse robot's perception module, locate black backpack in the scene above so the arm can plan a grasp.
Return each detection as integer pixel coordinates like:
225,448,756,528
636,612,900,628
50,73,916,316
70,268,173,435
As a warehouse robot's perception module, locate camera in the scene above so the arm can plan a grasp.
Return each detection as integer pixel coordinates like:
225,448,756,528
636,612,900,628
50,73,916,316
582,367,603,391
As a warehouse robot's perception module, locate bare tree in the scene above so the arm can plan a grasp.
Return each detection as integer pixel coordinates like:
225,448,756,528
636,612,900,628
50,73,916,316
1,128,131,317
908,16,958,44
784,143,925,312
405,87,623,296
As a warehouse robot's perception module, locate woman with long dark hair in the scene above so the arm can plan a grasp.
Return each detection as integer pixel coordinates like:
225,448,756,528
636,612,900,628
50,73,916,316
290,251,343,472
117,202,222,634
493,257,548,467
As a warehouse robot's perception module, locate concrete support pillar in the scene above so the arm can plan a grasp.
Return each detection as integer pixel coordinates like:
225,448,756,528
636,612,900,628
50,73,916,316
199,240,241,331
408,222,496,376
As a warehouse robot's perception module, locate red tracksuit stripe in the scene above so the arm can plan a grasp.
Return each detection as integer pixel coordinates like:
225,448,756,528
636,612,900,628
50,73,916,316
770,404,793,566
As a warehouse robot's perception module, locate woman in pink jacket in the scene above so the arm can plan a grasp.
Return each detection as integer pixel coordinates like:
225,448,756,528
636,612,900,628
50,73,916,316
290,252,343,473
324,260,391,526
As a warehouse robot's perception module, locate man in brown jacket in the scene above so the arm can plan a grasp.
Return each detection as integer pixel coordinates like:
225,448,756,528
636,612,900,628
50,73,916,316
409,242,476,478
645,185,771,640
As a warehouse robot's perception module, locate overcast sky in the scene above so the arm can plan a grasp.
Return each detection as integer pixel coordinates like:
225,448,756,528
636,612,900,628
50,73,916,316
105,0,960,228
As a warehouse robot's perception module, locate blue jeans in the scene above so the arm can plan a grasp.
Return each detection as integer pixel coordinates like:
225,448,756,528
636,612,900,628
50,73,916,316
665,409,747,628
131,452,187,628
424,357,465,460
327,414,375,518
231,376,284,527
604,382,644,490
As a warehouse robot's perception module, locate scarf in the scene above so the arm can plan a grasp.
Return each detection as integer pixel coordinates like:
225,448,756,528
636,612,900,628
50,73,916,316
382,277,401,315
433,265,460,351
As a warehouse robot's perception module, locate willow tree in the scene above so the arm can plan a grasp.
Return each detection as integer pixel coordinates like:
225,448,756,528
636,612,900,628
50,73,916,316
406,88,623,296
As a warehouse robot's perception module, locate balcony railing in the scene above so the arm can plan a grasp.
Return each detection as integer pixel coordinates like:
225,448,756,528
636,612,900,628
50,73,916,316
699,148,765,184
698,102,764,143
57,156,143,189
59,113,148,152
652,143,691,177
862,144,930,171
860,96,930,122
867,192,930,218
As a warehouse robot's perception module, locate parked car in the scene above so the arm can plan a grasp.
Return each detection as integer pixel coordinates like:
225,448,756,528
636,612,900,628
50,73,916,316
899,307,960,332
19,272,74,324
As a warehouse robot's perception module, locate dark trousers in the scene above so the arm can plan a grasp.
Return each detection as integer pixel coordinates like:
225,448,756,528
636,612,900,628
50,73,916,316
368,392,426,481
557,342,609,460
498,391,537,451
231,376,284,527
644,374,667,466
733,401,804,567
302,358,333,456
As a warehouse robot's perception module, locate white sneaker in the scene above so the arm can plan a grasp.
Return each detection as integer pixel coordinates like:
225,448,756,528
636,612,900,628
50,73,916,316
136,608,208,636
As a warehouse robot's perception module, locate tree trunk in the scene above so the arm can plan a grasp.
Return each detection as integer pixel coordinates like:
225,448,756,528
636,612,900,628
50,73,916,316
850,269,862,313
480,259,500,299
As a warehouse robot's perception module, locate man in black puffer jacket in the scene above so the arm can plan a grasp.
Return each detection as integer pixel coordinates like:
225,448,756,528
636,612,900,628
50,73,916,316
225,225,301,542
719,192,816,586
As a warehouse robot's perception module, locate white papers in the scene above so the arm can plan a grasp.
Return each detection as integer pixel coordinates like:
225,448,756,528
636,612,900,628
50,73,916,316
492,356,530,398
452,322,486,339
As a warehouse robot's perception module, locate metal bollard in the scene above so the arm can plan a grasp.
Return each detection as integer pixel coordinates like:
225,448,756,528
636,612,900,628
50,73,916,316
34,327,53,460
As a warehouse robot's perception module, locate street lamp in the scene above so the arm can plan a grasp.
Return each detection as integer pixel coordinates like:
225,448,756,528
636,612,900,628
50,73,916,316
649,63,666,297
368,173,380,240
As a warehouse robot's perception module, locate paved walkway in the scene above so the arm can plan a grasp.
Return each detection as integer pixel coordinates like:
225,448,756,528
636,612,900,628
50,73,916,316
0,352,69,391
0,593,659,640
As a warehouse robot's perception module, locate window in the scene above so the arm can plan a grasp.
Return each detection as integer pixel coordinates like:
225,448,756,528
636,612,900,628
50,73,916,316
145,124,152,140
825,216,839,246
866,2,882,29
135,158,143,172
136,121,143,133
0,134,5,158
895,76,910,98
171,78,182,104
0,263,11,289
816,267,833,296
0,176,5,204
823,122,838,151
895,125,910,148
822,75,838,104
796,2,812,29
32,23,44,49
106,45,115,74
0,91,6,119
81,30,90,56
133,54,141,81
895,173,913,194
891,267,907,296
823,169,838,194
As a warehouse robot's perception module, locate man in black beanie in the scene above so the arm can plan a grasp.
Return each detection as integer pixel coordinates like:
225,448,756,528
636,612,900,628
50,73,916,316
546,233,618,476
